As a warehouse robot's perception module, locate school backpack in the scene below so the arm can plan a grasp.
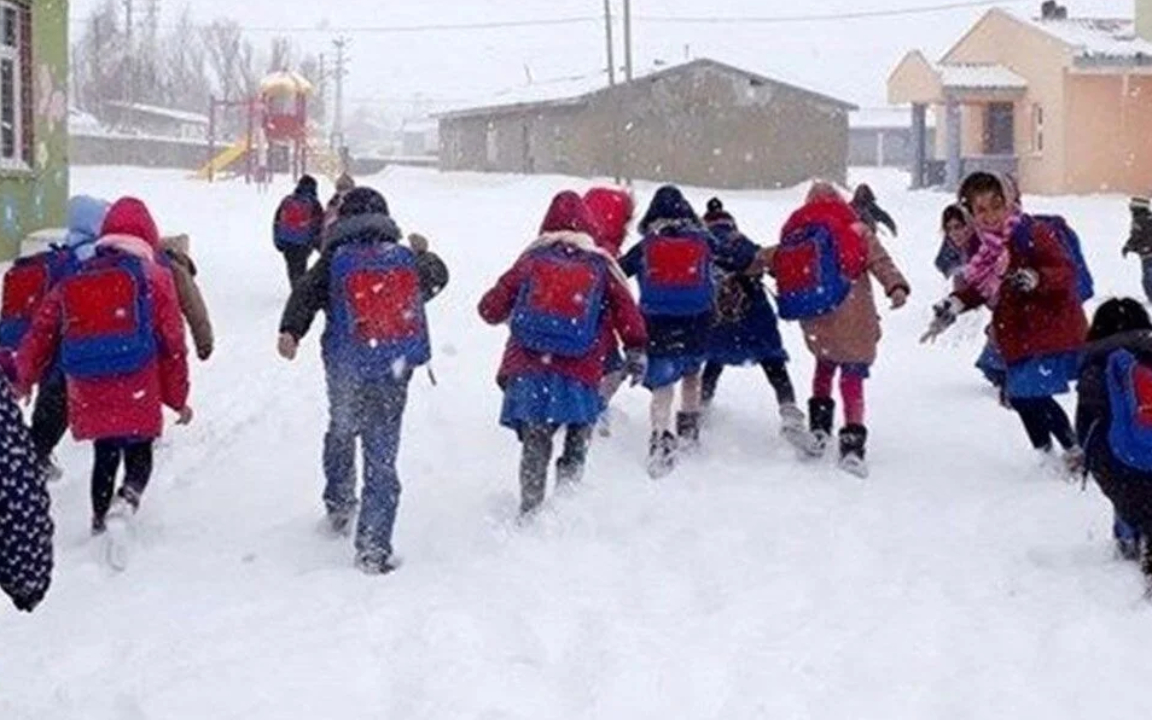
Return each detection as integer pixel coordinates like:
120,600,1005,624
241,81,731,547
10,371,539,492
510,247,607,358
1105,349,1152,472
329,243,431,376
772,201,868,321
59,253,157,379
275,195,317,249
1013,215,1094,302
637,232,714,317
0,246,81,351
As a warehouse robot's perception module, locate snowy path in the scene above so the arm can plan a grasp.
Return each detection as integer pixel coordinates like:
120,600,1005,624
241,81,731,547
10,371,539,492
3,166,1151,718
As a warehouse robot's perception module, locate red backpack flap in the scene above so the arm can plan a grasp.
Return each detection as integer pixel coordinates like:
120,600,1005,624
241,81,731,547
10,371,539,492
645,236,710,287
345,267,423,343
281,198,314,230
1,258,50,322
525,257,600,317
781,198,868,280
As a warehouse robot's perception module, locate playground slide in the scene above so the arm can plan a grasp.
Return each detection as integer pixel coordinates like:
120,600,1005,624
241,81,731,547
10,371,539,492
194,138,251,180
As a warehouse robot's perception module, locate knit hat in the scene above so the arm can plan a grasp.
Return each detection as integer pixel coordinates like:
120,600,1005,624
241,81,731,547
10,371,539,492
703,197,735,226
295,174,318,197
337,187,390,219
638,185,699,234
335,173,356,193
539,191,601,239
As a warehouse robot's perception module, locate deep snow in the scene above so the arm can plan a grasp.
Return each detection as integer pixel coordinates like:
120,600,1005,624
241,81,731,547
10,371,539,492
2,165,1151,718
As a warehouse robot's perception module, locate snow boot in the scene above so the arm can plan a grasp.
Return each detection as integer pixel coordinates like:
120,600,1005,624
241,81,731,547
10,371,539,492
556,456,586,488
1115,516,1142,562
647,431,678,479
355,550,399,576
327,509,355,538
779,403,817,454
676,411,701,454
40,456,63,484
807,398,835,459
838,424,869,478
104,491,139,571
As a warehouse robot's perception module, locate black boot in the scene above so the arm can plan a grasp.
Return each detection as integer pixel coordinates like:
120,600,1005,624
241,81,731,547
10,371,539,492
676,411,701,453
808,398,835,458
647,431,678,479
839,424,869,478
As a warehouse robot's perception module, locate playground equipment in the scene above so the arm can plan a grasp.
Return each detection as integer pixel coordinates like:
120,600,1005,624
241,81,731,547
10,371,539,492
197,70,343,183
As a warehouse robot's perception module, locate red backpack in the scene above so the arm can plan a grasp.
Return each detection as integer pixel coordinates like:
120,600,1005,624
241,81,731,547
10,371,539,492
772,199,868,320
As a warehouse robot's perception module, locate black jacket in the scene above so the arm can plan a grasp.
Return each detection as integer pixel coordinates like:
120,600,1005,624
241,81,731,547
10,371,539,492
273,191,325,252
279,213,447,341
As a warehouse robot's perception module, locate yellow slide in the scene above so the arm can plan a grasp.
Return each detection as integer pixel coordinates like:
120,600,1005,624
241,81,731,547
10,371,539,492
194,138,250,180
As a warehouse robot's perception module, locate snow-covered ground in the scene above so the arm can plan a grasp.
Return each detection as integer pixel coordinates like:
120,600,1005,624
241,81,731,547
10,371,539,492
2,165,1149,718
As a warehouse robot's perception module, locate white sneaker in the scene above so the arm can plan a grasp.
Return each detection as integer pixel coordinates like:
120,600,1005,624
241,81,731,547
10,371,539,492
103,496,137,571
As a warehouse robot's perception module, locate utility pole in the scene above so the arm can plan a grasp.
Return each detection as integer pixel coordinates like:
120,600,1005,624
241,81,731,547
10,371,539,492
332,36,349,153
623,0,633,81
603,0,616,87
318,52,327,127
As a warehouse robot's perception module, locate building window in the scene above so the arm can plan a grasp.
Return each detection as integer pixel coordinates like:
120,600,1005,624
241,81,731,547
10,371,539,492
485,121,498,166
0,1,30,170
1032,103,1044,154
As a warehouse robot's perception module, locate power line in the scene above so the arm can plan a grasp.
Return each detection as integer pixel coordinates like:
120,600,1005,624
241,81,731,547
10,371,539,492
67,15,600,34
637,0,1028,25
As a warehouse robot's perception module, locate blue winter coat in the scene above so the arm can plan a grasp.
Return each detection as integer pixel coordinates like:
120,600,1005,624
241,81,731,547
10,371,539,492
706,222,788,366
0,376,53,612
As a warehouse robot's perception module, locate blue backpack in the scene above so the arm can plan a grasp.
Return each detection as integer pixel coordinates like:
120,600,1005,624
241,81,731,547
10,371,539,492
1106,349,1152,473
59,253,157,379
1015,215,1094,302
329,243,431,376
275,195,317,249
1,246,81,351
638,232,713,317
510,247,607,358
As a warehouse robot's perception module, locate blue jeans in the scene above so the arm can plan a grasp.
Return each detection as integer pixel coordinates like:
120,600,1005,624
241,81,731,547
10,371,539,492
1142,257,1152,304
323,370,410,560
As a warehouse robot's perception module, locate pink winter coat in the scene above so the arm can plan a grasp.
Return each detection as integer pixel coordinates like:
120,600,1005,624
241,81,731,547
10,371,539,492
17,199,190,441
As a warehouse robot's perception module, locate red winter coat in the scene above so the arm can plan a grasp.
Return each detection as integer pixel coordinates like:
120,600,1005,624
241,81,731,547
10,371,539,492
955,217,1087,364
17,199,190,441
479,236,648,390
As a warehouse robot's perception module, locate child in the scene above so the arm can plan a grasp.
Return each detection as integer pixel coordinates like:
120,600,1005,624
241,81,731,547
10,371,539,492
1076,298,1152,571
0,364,53,612
1123,196,1152,304
279,187,444,574
621,186,716,478
161,234,214,361
584,186,635,436
926,171,1087,471
479,191,647,514
273,175,325,288
16,198,193,541
765,182,909,477
699,198,808,449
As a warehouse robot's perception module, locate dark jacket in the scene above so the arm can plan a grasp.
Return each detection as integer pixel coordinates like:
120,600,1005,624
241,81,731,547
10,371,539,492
279,213,445,342
706,220,787,365
0,376,53,612
1077,330,1152,530
273,187,325,253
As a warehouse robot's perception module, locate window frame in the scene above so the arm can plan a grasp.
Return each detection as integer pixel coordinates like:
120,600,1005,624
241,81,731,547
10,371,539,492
0,0,30,173
1032,103,1044,156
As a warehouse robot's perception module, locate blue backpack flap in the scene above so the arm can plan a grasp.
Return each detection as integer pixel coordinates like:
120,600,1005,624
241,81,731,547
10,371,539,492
275,195,317,248
1106,349,1152,473
1015,215,1094,302
329,243,431,377
510,247,607,358
773,223,852,321
60,254,157,379
638,232,714,317
1,246,81,350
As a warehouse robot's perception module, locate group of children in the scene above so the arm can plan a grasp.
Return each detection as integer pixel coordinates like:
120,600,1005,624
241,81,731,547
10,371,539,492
480,180,909,515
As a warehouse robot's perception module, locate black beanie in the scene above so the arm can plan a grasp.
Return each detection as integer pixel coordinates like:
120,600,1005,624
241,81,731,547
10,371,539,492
338,186,390,219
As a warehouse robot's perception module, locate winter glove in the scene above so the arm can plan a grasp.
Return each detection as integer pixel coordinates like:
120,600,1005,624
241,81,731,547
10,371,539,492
277,333,299,361
1008,268,1040,293
889,287,909,310
920,296,962,344
408,233,429,254
623,350,648,387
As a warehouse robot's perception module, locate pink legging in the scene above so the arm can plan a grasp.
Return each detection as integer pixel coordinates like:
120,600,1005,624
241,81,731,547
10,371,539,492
812,360,866,426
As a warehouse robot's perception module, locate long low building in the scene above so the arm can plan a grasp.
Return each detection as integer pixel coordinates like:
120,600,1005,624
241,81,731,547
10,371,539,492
437,58,857,190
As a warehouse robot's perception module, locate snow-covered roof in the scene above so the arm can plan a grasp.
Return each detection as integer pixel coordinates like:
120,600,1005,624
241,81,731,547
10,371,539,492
850,106,936,130
105,101,209,126
937,63,1028,90
1012,11,1152,63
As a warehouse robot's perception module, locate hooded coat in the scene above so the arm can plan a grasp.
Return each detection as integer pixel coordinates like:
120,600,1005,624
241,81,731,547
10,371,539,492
17,198,190,440
274,175,325,252
64,196,110,262
479,191,647,390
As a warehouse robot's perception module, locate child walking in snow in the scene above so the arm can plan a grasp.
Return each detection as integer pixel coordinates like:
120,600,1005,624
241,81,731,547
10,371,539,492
925,172,1087,472
1123,196,1152,304
16,198,193,546
621,186,716,478
279,187,445,574
764,182,909,477
479,191,647,515
161,234,214,362
699,198,808,449
273,175,325,288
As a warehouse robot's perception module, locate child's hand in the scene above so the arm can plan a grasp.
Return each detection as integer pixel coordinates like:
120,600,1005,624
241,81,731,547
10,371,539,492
176,406,194,425
889,288,908,309
624,350,648,387
1008,268,1040,292
278,333,298,361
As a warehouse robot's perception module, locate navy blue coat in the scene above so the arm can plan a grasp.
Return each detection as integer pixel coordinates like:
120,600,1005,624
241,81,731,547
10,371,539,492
0,376,53,612
706,221,788,366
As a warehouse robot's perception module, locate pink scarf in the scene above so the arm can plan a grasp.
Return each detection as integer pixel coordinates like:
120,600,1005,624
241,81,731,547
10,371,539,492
961,213,1021,304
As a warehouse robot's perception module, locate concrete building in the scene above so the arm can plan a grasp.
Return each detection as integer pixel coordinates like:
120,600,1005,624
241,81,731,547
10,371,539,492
850,106,937,168
438,58,856,190
0,0,69,260
103,101,210,141
889,1,1152,195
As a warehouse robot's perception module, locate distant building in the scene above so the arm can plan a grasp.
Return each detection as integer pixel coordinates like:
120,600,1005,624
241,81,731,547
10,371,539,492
890,1,1152,194
438,58,856,190
104,101,210,140
400,119,439,157
0,1,69,260
849,106,936,168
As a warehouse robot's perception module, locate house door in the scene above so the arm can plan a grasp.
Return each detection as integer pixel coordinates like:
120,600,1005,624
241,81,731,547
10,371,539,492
984,103,1015,155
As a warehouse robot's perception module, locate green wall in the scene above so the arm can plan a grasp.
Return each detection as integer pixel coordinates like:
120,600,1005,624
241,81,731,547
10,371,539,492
0,0,69,260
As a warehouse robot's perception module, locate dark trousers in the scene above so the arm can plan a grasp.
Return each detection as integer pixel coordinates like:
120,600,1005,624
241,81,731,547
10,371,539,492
30,372,68,464
283,246,313,288
1141,256,1152,304
519,423,591,515
702,359,796,406
1010,396,1076,451
91,440,154,521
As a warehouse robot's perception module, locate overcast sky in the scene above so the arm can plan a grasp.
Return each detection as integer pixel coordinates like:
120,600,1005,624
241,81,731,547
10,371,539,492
67,0,1135,112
